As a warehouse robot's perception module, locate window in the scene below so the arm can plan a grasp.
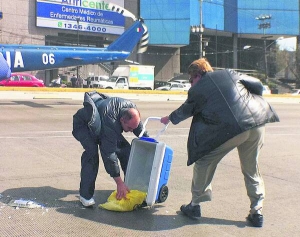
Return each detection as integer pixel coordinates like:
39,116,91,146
118,78,125,84
23,76,32,81
11,75,20,81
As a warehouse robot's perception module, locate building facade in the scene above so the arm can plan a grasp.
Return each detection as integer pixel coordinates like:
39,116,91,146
140,0,299,79
0,0,299,83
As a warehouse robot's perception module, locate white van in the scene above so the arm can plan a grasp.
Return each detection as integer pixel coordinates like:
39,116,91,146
83,75,109,88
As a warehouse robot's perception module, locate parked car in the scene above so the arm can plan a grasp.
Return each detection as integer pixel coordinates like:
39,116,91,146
291,89,300,95
155,82,187,91
172,79,189,84
173,79,191,90
262,85,271,95
168,73,189,82
0,73,45,87
154,80,169,89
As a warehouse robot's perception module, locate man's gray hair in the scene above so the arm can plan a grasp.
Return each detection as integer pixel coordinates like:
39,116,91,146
120,108,140,121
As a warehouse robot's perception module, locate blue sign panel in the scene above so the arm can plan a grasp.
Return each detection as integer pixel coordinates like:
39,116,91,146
36,0,125,35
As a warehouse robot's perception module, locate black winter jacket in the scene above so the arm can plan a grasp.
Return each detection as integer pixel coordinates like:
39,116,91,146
169,69,280,166
73,92,145,177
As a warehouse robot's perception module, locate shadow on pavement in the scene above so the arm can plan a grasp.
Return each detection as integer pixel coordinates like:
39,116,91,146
0,186,246,231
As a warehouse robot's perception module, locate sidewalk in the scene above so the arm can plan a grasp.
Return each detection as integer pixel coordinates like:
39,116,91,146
0,88,299,103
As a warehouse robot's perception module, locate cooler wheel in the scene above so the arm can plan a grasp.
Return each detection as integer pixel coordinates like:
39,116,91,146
158,185,168,203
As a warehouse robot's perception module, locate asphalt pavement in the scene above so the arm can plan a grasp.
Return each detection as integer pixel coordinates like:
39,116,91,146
0,88,300,237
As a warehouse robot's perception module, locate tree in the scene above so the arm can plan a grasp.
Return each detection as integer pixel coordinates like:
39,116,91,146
295,42,300,88
274,48,300,87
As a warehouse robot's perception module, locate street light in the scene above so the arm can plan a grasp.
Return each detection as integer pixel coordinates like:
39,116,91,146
190,0,204,58
191,24,204,58
76,17,81,87
190,25,204,58
256,14,272,82
199,0,203,58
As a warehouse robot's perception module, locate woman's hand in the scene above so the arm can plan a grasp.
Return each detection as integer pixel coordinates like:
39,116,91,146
161,116,170,125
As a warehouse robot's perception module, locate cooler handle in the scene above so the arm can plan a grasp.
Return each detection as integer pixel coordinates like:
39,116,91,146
138,116,169,140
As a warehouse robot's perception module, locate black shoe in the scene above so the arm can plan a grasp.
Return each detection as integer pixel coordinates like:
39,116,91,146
247,213,263,227
180,203,201,220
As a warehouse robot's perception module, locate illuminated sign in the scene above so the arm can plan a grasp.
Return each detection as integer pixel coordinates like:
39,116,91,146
36,0,125,35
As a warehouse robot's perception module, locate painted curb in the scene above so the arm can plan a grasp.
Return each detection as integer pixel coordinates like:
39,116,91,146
0,87,188,95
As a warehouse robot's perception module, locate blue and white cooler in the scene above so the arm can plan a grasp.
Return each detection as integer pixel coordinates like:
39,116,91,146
125,117,174,206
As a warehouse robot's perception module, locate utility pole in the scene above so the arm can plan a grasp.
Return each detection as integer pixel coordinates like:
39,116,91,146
256,14,271,83
190,0,204,59
76,17,81,87
199,0,203,58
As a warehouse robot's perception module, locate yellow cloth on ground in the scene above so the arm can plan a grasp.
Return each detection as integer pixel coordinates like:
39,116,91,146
99,190,147,212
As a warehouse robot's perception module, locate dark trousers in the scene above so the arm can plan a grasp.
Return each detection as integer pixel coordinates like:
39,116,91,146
79,129,131,200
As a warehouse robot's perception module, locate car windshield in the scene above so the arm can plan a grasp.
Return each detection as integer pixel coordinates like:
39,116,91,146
108,76,117,82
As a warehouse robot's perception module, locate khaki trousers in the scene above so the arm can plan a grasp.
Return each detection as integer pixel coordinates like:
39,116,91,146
191,125,265,214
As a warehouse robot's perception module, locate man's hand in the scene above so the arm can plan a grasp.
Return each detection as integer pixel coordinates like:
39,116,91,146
114,176,130,200
161,116,170,125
